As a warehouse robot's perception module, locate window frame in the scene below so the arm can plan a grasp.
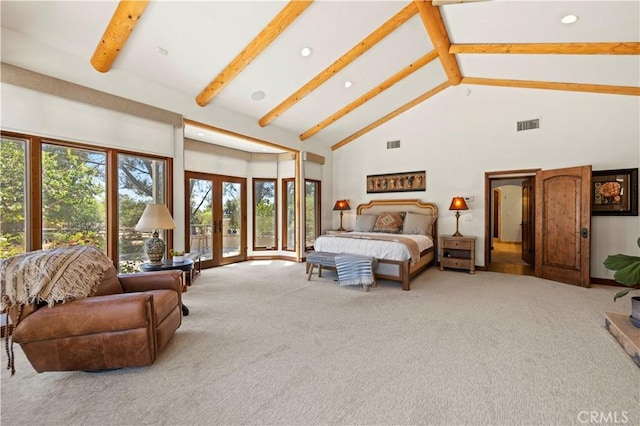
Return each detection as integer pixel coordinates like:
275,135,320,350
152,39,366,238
0,131,173,265
304,179,321,251
252,177,277,251
282,178,296,252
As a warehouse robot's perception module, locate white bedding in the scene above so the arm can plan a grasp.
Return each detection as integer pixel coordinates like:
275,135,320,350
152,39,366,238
313,232,434,262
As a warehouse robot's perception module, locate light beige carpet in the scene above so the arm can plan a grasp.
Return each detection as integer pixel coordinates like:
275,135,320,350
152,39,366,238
1,261,638,426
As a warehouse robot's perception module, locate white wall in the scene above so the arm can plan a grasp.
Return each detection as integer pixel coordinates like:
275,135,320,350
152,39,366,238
497,185,522,243
332,85,640,279
1,83,175,156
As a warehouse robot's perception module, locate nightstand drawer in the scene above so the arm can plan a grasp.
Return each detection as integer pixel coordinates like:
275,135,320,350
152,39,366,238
439,235,476,274
442,239,473,250
442,258,472,270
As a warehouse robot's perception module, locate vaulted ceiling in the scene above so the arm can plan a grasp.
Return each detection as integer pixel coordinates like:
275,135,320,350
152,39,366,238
1,1,639,153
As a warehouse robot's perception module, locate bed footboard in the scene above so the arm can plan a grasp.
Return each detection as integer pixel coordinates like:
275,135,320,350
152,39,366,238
373,247,435,291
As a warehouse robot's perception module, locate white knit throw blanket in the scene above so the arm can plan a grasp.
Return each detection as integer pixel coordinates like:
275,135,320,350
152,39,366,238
0,245,113,310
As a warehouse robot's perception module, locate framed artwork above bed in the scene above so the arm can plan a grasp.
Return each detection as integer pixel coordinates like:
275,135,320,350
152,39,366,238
366,170,426,193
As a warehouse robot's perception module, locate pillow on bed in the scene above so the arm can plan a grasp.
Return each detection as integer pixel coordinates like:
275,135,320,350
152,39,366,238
402,211,435,236
354,214,378,232
373,212,406,233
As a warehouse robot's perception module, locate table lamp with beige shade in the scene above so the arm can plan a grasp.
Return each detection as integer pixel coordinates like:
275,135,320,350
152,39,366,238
135,203,177,264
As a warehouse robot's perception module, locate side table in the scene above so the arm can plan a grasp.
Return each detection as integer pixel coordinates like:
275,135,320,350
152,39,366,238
439,235,476,274
140,259,193,316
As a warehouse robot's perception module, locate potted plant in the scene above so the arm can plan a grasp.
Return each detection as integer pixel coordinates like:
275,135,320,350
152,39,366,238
170,249,185,263
604,236,640,328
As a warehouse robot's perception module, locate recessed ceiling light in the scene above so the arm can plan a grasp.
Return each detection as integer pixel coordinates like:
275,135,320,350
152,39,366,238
156,46,169,56
561,14,578,24
344,81,353,88
251,90,266,101
300,47,312,57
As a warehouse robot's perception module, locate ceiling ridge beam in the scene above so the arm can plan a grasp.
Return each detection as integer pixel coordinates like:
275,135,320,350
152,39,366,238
461,77,640,96
195,1,313,107
91,0,150,73
332,81,450,151
414,0,462,86
258,2,419,128
300,50,439,141
451,42,640,55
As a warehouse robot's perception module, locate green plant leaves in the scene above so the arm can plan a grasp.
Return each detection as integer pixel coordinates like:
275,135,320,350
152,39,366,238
604,254,640,286
614,289,631,302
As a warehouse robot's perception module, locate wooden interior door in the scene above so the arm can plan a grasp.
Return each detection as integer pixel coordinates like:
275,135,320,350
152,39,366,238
521,177,534,265
535,165,591,287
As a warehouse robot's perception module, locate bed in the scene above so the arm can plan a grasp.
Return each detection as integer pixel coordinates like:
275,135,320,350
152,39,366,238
313,199,438,291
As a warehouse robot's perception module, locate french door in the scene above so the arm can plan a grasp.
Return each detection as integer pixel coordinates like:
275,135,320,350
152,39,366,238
185,171,246,268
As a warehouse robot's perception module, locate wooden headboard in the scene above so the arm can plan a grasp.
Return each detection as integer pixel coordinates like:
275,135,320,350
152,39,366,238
356,199,438,237
356,199,438,216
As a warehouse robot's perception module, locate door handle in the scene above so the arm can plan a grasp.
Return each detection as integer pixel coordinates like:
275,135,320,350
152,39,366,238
580,228,589,239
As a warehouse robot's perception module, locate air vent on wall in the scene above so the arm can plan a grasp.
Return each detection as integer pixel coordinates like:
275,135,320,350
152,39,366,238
387,140,401,149
517,118,540,132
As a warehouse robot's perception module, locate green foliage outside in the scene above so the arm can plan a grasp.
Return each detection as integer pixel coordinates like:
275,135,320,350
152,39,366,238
1,139,163,272
255,181,275,242
41,145,106,251
256,199,275,237
0,139,26,258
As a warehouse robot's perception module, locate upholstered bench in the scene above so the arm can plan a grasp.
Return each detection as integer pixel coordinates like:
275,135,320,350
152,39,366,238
306,251,337,280
307,252,378,291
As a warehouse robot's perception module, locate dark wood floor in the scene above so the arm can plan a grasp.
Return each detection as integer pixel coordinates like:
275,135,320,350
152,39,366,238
488,240,534,276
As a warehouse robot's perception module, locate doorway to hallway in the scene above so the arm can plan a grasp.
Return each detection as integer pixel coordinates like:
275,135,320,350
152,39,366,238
485,169,538,276
488,238,534,275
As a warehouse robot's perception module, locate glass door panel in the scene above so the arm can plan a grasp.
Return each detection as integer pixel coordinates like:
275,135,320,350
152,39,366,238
222,180,242,258
188,178,213,262
186,172,245,268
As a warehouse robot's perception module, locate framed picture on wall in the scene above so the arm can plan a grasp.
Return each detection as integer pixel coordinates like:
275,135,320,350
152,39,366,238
591,168,638,216
366,170,426,194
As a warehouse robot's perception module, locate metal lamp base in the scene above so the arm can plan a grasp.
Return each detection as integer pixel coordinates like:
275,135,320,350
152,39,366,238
452,211,463,237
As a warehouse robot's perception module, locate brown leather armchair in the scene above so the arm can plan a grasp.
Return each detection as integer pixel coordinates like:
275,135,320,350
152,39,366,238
9,267,182,373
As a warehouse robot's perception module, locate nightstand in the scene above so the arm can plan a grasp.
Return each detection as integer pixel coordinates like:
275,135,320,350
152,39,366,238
439,235,476,274
325,229,351,235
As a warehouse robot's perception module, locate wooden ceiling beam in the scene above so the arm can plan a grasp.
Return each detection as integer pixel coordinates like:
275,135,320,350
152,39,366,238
300,50,439,141
451,42,640,55
183,118,296,153
332,81,450,151
462,77,640,96
195,1,313,107
258,2,419,127
91,0,150,73
414,0,462,86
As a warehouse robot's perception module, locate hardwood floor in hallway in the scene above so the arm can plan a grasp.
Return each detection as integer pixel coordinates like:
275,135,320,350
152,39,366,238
488,239,534,276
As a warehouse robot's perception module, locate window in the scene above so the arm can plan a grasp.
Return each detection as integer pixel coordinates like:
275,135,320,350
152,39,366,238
305,179,321,250
253,178,276,250
41,143,107,251
0,132,171,269
0,137,27,257
118,154,167,272
282,178,295,251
